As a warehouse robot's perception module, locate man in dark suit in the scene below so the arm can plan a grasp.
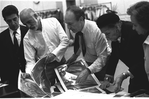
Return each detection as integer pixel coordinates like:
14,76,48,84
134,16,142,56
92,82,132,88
0,5,28,91
96,12,149,93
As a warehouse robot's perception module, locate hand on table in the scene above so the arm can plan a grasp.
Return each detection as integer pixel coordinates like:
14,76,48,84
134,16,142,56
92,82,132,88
76,68,90,84
22,73,31,79
111,74,124,93
100,80,111,89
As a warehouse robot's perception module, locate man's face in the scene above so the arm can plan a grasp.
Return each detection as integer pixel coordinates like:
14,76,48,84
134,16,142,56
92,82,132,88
5,14,19,31
64,11,82,33
131,15,147,35
101,26,120,41
21,13,39,31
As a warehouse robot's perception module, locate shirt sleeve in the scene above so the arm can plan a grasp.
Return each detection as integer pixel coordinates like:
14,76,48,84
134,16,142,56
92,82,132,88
88,31,111,74
144,44,149,81
51,18,69,61
24,36,36,74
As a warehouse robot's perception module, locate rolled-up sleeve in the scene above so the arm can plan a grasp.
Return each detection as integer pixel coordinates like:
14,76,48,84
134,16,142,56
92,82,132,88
144,44,149,81
88,32,111,74
51,18,69,61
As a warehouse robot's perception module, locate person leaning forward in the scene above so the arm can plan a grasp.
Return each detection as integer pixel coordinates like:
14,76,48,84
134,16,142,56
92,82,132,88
20,8,69,85
96,12,149,93
65,5,111,83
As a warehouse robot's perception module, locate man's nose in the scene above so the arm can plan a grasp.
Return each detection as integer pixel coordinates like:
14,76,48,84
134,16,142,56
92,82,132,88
67,25,71,29
26,24,31,28
11,20,16,25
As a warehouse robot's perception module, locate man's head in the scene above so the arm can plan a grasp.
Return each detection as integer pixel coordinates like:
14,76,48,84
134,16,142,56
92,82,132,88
64,5,85,33
96,13,121,41
20,8,41,31
2,5,19,31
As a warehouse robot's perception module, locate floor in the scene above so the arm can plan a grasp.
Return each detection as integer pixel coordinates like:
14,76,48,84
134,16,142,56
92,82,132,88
64,46,129,92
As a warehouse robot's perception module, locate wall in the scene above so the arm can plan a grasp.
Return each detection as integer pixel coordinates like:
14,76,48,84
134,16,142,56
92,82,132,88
0,0,67,32
75,0,149,21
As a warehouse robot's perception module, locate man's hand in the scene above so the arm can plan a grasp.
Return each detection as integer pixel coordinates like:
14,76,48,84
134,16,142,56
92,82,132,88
45,53,56,65
100,74,114,89
76,68,90,84
22,73,32,79
100,80,111,89
112,74,124,93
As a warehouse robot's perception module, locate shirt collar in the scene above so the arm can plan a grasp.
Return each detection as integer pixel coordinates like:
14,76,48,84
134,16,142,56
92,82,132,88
9,26,21,35
144,35,149,45
117,37,121,43
81,20,87,34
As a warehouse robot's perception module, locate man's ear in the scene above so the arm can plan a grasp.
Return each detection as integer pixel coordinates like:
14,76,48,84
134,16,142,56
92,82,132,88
116,21,122,30
33,13,38,19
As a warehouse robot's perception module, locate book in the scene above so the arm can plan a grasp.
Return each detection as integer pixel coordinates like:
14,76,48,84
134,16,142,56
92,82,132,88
19,57,55,97
31,57,51,96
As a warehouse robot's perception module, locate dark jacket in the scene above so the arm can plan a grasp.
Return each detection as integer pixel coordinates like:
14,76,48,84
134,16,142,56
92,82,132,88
0,25,28,88
105,21,149,93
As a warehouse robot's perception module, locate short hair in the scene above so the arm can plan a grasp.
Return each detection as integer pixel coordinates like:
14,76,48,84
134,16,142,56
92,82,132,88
2,5,19,20
127,1,149,30
96,13,120,28
66,5,85,21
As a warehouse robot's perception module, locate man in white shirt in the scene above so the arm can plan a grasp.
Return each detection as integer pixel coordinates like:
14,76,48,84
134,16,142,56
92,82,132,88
65,5,111,83
20,8,69,85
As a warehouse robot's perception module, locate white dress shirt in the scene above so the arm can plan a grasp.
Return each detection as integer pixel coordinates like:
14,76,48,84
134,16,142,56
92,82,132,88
24,18,69,74
143,35,149,81
81,20,111,73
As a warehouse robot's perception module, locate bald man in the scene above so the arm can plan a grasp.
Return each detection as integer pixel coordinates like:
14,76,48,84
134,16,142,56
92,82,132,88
20,8,69,85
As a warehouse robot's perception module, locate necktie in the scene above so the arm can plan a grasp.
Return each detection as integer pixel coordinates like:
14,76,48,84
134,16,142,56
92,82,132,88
13,31,19,52
74,32,86,56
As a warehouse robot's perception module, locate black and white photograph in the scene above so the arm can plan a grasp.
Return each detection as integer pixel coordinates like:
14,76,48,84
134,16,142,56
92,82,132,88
0,0,149,98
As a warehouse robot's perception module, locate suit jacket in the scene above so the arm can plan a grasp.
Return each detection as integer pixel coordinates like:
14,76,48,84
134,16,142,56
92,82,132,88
0,25,28,88
105,21,149,93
